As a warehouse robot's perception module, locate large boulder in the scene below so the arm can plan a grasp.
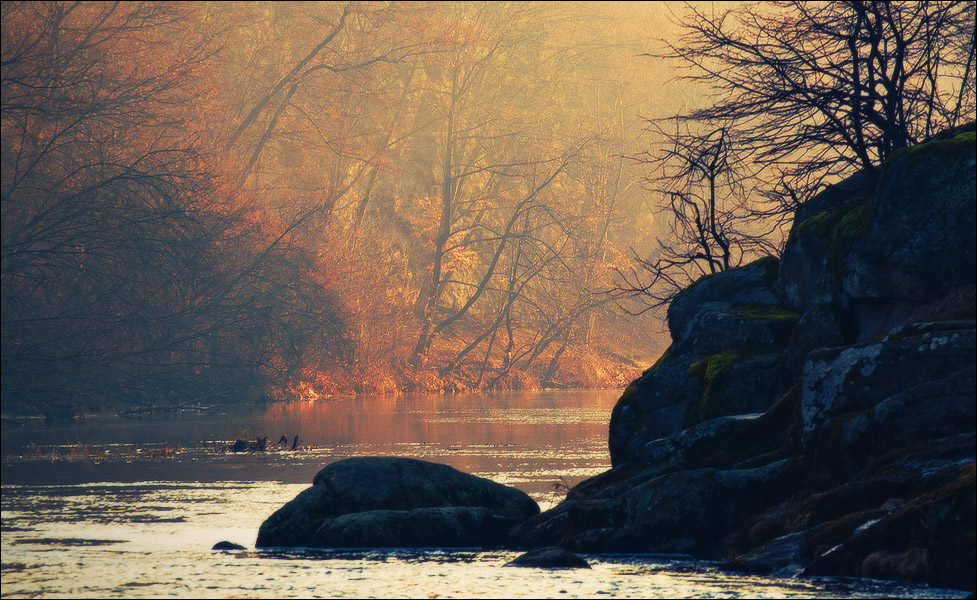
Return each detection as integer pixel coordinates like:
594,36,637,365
256,457,539,548
667,257,780,346
844,130,976,306
799,325,976,444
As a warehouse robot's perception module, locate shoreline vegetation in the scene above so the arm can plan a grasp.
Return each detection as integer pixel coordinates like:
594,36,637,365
0,349,643,421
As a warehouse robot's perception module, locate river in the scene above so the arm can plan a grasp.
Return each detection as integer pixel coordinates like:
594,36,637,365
1,391,967,598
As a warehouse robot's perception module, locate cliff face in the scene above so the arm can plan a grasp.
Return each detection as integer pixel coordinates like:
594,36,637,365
513,124,977,591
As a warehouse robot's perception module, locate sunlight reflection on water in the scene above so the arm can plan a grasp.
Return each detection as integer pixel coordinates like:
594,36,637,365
1,392,969,599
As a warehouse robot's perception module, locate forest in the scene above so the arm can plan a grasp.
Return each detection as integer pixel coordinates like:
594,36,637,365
1,2,687,417
2,1,974,418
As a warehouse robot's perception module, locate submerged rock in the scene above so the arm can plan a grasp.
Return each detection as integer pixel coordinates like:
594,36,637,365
212,541,246,551
504,547,591,569
256,457,539,549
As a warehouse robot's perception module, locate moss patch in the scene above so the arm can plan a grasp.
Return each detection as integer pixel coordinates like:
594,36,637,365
794,207,837,238
883,128,977,177
734,302,801,324
732,302,801,345
932,303,977,322
645,345,673,374
686,344,775,425
687,344,771,384
617,381,639,405
827,200,873,275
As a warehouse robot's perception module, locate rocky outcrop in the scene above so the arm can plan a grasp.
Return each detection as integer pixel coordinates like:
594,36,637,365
520,124,977,592
844,133,977,305
608,257,797,465
256,457,539,548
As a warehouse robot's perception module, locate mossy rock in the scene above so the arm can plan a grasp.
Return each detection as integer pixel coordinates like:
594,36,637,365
670,254,777,306
803,463,976,590
636,382,805,472
750,255,780,282
843,128,976,304
733,303,801,342
671,302,799,357
788,198,872,288
812,362,976,483
680,382,804,470
779,196,873,312
684,344,794,427
784,294,849,371
609,348,704,466
792,169,877,228
882,128,976,177
668,259,781,347
826,201,873,281
800,328,977,443
513,457,802,557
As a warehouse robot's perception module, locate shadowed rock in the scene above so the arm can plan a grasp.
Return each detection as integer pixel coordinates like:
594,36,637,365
212,541,246,551
531,126,976,593
256,457,539,549
504,547,591,569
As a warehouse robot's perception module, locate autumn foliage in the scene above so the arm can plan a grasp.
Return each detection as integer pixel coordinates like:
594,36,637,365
2,2,681,416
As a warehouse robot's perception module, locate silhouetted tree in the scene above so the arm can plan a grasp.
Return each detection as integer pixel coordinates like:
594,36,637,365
612,125,778,312
664,0,976,212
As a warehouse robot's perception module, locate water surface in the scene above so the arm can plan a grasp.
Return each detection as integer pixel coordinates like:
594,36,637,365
1,391,966,598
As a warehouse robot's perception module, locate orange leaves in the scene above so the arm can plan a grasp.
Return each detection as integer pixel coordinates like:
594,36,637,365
275,368,339,403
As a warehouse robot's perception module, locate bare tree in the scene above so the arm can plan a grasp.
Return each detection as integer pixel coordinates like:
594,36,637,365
612,125,779,313
664,1,976,211
1,2,349,417
610,1,976,314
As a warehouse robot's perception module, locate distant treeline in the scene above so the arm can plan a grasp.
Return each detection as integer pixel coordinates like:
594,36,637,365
2,2,675,416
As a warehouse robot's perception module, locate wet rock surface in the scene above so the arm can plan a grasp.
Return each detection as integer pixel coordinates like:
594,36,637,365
504,546,591,569
212,541,246,551
532,125,977,593
256,456,539,548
